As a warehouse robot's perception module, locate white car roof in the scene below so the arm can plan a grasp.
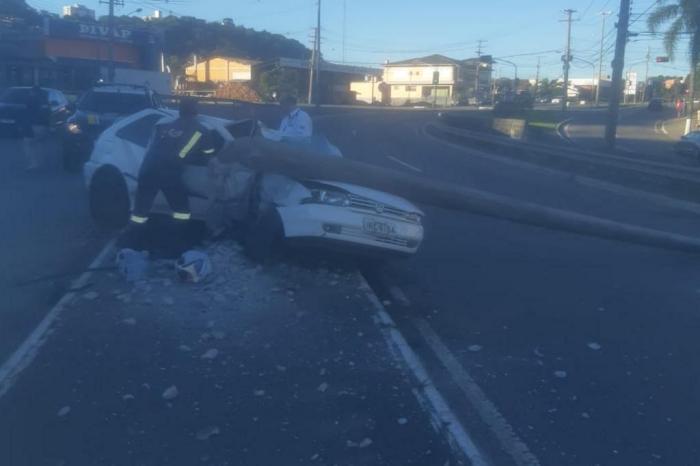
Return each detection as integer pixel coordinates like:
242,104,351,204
91,86,150,95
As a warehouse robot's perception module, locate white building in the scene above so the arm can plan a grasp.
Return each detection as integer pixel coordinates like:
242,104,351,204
61,4,95,20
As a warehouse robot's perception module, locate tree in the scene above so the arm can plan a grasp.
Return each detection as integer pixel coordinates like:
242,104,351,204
647,0,700,115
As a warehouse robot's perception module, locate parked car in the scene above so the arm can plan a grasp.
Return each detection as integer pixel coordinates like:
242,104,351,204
84,108,425,258
62,84,164,172
674,131,700,159
0,86,71,138
647,98,664,112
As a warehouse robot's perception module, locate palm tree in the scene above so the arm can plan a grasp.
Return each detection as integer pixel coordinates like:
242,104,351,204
647,0,700,115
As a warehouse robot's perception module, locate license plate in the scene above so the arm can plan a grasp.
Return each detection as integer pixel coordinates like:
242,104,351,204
0,118,15,124
363,217,397,237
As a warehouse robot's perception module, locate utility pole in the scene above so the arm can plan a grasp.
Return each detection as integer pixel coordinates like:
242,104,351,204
342,0,346,63
643,46,650,102
474,40,486,103
595,10,611,107
605,0,631,148
533,56,541,100
561,9,576,113
307,27,316,104
101,0,124,82
315,0,321,105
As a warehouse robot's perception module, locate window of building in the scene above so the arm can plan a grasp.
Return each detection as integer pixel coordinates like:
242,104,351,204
405,85,416,92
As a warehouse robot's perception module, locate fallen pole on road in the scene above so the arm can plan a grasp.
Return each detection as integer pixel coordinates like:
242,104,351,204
224,135,700,255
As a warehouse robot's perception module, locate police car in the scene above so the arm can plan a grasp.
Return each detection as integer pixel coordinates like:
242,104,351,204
84,108,425,257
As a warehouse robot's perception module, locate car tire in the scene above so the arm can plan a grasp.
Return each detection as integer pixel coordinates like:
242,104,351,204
244,206,284,262
89,166,130,230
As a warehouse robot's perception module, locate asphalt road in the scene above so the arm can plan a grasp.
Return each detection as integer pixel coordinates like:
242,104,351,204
3,107,700,465
564,105,692,166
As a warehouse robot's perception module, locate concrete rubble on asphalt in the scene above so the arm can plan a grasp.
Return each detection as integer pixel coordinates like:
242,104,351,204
0,240,457,466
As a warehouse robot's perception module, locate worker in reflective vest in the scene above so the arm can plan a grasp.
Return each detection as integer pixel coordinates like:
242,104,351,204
130,97,218,226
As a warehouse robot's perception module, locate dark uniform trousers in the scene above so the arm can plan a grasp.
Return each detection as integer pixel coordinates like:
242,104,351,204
130,116,217,225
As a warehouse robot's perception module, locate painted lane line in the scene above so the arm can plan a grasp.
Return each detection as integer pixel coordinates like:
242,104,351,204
357,273,490,466
660,120,669,136
386,155,423,173
412,317,541,466
0,239,117,399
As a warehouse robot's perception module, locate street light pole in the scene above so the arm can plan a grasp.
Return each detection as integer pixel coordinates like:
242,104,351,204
101,0,124,83
595,11,611,107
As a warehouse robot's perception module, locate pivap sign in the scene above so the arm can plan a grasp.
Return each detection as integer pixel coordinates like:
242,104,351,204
78,23,132,41
45,18,134,43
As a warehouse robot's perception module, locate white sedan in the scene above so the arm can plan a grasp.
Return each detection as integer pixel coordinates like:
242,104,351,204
83,108,425,257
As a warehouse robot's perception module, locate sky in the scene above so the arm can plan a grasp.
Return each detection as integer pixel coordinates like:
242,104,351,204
27,0,693,80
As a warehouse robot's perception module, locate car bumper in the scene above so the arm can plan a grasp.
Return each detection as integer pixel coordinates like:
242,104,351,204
277,204,423,254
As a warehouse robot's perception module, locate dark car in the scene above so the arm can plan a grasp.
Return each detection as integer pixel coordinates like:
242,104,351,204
0,87,71,138
62,84,163,171
647,98,664,111
674,131,700,159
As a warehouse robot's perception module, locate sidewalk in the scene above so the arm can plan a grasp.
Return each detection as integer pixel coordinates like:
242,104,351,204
0,241,457,466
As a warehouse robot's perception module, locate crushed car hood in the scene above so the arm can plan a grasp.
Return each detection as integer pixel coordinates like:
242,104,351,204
313,180,423,214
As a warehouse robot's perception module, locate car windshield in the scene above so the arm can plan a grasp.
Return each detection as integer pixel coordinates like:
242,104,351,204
0,88,32,103
77,91,149,114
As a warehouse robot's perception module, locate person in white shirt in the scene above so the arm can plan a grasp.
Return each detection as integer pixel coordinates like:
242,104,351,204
278,95,313,138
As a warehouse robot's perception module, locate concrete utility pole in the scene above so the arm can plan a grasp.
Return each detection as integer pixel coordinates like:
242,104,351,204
595,10,611,107
342,0,346,63
101,0,124,83
561,9,576,112
534,56,541,100
315,0,322,105
605,0,631,148
474,39,486,102
643,46,651,102
307,27,316,104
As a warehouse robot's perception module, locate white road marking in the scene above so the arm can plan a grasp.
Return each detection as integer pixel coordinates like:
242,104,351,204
412,317,541,466
386,155,423,173
660,121,669,135
0,239,116,399
357,274,490,466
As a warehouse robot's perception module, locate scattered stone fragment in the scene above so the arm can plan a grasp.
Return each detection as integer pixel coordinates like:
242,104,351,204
83,291,99,300
179,345,192,352
162,296,175,306
397,417,408,425
254,389,265,396
201,348,219,360
122,394,135,401
57,406,71,417
554,371,567,379
196,426,220,440
317,382,329,393
122,318,136,325
468,345,483,352
162,385,179,400
587,342,602,351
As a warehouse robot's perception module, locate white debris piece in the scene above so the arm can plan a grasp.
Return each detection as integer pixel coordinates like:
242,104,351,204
581,412,590,419
554,371,568,379
468,345,483,352
122,318,136,325
122,394,135,401
587,342,602,351
254,389,265,396
57,406,71,417
201,349,219,360
359,438,373,448
196,425,220,440
162,385,179,400
397,417,408,425
179,345,192,352
317,382,329,393
83,291,99,300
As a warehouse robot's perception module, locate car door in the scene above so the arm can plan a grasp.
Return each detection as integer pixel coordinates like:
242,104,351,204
113,111,169,178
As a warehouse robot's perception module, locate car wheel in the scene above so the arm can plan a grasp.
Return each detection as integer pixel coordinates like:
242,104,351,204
244,206,284,262
89,166,130,230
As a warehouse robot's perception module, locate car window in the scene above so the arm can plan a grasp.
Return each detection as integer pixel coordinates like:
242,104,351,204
115,113,166,147
78,90,151,114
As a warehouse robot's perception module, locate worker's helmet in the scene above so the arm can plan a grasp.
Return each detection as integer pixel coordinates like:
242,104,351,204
176,250,212,283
